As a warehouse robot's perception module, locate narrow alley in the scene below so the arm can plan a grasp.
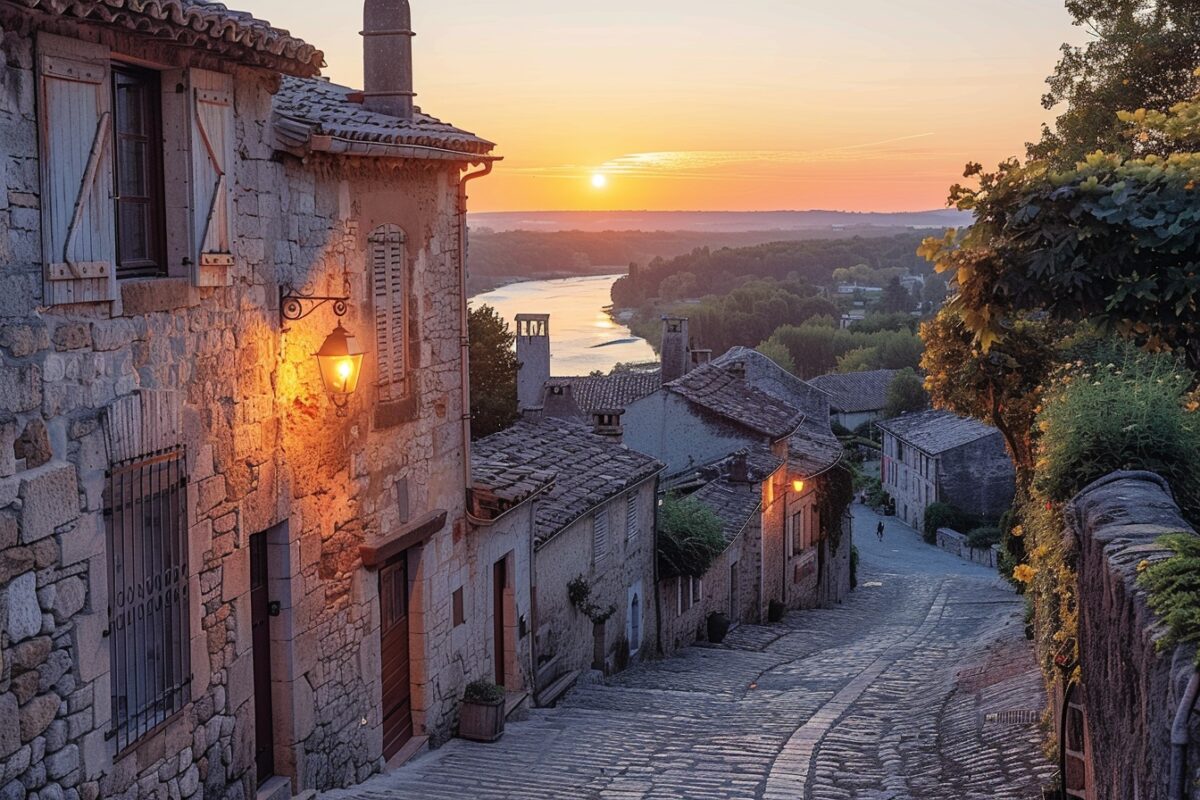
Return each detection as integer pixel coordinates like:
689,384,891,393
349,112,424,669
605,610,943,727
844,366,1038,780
323,506,1055,800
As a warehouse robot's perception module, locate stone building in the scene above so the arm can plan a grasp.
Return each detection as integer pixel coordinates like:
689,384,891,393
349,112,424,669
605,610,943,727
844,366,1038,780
807,369,900,431
0,0,511,797
471,416,663,705
876,409,1016,531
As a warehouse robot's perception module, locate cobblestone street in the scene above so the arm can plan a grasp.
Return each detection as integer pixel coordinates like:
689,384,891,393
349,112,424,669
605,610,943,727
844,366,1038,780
323,506,1055,800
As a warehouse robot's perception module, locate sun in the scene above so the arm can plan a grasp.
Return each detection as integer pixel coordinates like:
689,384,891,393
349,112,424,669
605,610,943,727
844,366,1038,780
591,173,608,189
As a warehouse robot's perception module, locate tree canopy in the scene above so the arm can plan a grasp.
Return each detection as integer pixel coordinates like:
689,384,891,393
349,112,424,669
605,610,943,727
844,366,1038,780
468,304,519,439
883,368,929,419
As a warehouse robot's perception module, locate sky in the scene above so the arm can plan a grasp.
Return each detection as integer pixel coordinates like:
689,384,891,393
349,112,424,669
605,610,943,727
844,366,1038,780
241,0,1083,213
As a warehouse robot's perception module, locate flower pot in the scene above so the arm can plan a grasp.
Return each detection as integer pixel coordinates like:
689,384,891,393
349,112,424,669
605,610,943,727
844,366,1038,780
458,697,505,742
707,612,730,644
767,599,785,623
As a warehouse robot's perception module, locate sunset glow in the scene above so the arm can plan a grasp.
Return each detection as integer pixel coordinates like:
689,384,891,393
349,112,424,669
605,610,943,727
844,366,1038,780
240,0,1082,212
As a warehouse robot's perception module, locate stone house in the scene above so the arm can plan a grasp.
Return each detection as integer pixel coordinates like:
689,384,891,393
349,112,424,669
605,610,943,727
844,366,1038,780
807,369,899,431
0,0,515,797
876,409,1016,531
471,416,663,705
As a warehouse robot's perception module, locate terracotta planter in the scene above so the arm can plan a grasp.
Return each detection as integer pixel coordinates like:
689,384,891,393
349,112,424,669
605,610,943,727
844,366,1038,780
458,698,505,742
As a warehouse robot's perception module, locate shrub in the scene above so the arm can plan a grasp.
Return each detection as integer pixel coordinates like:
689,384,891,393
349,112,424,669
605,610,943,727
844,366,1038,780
1138,534,1200,667
966,526,1002,549
922,502,980,545
463,680,505,704
657,494,726,579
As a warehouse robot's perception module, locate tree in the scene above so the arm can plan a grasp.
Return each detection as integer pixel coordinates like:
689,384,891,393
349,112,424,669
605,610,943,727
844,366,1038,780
755,339,797,374
883,368,928,418
468,304,519,439
1030,0,1200,166
657,493,726,579
879,276,913,314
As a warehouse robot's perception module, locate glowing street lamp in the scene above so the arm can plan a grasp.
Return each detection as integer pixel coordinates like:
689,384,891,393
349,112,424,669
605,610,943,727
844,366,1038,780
792,479,806,493
316,322,365,402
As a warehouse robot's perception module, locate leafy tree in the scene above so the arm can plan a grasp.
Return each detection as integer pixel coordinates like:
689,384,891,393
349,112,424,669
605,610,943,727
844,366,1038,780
657,493,726,578
849,312,918,334
1030,0,1200,165
755,339,797,374
883,368,928,418
468,304,519,439
879,275,914,314
836,347,878,373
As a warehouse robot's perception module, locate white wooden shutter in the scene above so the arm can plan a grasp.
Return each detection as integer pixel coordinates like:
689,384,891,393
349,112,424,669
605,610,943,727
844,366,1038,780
371,225,407,400
188,68,234,287
626,492,639,541
593,509,609,562
36,33,117,307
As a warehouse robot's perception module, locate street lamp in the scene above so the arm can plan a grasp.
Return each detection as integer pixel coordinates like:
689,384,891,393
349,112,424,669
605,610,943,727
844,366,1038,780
281,284,365,413
792,479,806,493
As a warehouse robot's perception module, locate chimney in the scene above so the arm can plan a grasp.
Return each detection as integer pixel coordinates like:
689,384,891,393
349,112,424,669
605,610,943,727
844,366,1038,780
516,314,551,413
591,409,624,442
362,0,415,120
690,348,713,368
727,450,751,483
541,380,582,421
727,359,746,380
660,316,690,383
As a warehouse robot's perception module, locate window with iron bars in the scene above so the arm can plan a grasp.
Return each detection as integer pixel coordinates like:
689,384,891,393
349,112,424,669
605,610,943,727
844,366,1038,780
104,447,190,751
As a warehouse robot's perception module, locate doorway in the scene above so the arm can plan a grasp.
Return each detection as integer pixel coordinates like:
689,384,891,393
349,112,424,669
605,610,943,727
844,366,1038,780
249,532,275,785
729,561,739,622
493,557,508,687
380,556,413,758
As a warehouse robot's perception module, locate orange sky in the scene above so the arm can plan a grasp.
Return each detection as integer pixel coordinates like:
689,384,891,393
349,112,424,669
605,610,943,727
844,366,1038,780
242,0,1082,212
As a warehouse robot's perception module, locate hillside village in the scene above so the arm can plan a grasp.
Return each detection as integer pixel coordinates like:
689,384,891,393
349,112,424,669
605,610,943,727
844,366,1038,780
1,1,1200,799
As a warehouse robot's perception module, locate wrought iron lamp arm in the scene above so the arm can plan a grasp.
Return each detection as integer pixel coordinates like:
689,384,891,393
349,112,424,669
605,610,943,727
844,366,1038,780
280,284,350,324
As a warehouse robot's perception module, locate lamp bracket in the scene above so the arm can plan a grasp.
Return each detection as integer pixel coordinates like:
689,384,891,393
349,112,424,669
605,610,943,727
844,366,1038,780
280,284,350,324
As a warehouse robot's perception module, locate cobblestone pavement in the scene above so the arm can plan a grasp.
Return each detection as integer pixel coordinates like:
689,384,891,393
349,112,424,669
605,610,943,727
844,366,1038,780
323,506,1055,799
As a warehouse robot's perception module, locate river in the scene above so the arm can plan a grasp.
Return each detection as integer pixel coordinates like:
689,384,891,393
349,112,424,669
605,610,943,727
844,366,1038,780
469,274,656,376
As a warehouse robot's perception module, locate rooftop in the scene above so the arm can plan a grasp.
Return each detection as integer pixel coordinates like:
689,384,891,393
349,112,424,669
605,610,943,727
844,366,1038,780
563,370,662,414
472,418,663,547
10,0,324,76
274,77,496,161
875,409,1001,455
713,347,830,420
690,479,761,545
808,370,900,414
667,362,803,440
788,417,844,476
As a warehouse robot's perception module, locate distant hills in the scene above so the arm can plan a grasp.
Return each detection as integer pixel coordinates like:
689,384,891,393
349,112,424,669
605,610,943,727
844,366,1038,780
468,209,971,234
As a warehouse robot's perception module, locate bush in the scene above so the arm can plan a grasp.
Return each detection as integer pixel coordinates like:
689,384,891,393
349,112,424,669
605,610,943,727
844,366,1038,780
463,680,505,704
922,502,980,545
1138,534,1200,667
657,493,726,579
966,526,1002,549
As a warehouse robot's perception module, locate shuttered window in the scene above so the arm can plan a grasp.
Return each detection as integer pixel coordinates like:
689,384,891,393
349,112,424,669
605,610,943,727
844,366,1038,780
625,492,639,542
371,225,408,401
593,509,609,563
36,34,118,306
189,68,235,287
112,65,166,278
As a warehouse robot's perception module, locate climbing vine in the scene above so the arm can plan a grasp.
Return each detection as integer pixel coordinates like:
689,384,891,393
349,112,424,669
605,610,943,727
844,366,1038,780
567,575,616,625
813,464,855,551
1138,534,1200,668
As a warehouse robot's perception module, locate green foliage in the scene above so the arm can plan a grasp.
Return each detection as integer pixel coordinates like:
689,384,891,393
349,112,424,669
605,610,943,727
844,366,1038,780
755,338,797,375
849,312,919,334
657,494,727,579
1138,533,1200,667
764,323,923,379
463,680,505,704
468,304,519,439
922,502,983,545
814,465,856,551
879,275,915,314
883,368,928,419
567,575,617,624
966,526,1002,549
1034,344,1200,522
832,263,910,287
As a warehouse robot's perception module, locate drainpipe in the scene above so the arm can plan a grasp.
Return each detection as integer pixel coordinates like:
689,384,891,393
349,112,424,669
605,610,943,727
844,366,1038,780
457,161,494,493
1170,670,1200,799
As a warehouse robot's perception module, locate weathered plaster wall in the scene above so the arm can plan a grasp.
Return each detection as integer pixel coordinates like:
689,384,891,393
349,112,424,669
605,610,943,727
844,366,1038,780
657,529,761,656
1068,471,1200,800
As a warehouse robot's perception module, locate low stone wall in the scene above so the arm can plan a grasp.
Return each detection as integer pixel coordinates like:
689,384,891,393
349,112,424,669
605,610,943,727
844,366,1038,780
1068,471,1200,799
935,527,999,569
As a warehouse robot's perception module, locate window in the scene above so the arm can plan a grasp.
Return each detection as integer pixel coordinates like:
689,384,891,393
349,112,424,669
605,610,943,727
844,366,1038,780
627,584,642,655
691,576,702,604
677,577,690,615
371,225,408,401
593,508,609,562
625,492,639,542
792,510,805,555
452,587,465,627
112,66,166,278
105,448,190,751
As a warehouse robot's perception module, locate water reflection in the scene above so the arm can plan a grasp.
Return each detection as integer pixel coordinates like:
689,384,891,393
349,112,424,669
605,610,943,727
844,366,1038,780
471,274,656,376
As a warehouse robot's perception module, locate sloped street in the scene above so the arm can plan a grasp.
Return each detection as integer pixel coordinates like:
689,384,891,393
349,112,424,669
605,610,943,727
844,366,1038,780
324,506,1055,800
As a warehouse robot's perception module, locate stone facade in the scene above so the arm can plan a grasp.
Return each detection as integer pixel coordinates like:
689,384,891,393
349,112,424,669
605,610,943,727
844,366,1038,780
1063,471,1200,800
0,3,500,798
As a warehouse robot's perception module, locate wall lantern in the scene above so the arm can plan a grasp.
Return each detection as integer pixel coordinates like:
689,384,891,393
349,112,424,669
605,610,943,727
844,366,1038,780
280,284,365,414
792,479,806,493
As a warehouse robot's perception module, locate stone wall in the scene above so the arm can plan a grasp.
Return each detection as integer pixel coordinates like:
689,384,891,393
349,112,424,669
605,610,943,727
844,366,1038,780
939,433,1015,520
657,532,754,656
1068,471,1200,799
935,528,999,569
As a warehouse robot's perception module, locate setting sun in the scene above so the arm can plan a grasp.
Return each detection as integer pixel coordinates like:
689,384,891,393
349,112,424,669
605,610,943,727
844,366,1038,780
591,173,608,189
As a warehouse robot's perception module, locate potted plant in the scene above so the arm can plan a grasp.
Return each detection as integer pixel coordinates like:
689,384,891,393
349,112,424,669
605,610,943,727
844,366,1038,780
767,599,785,623
458,680,506,742
706,611,730,644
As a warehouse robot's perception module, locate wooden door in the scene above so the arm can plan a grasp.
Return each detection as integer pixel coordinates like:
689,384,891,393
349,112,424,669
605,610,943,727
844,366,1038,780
249,533,274,784
493,558,507,687
380,558,413,758
729,561,739,621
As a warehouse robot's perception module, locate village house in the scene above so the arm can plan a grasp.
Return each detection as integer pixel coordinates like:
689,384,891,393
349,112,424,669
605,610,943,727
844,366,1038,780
0,0,516,797
807,369,899,431
470,415,662,706
876,409,1016,531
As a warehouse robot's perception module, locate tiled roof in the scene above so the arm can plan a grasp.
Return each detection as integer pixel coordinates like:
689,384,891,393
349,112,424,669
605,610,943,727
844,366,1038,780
470,460,556,522
808,370,900,414
667,363,803,440
274,77,496,161
713,347,830,420
564,370,662,413
691,479,760,545
788,417,843,476
875,409,1000,455
472,418,663,547
10,0,323,76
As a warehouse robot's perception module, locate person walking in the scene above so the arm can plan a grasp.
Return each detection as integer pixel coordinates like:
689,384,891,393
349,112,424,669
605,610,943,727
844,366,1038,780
876,520,885,541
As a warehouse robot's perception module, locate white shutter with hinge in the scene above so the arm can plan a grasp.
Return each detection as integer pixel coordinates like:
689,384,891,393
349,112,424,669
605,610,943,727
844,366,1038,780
371,225,407,400
36,33,117,307
189,68,234,287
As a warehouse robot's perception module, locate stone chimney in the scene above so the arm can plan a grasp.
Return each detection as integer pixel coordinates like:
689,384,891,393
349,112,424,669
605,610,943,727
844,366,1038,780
727,359,746,380
690,348,713,369
660,316,690,384
541,380,582,421
362,0,415,120
727,450,752,483
591,409,624,442
516,314,551,413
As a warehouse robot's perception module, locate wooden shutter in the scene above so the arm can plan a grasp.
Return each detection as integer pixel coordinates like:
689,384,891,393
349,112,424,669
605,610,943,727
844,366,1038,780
626,492,639,541
36,34,117,307
371,225,407,400
593,509,609,562
189,68,234,287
